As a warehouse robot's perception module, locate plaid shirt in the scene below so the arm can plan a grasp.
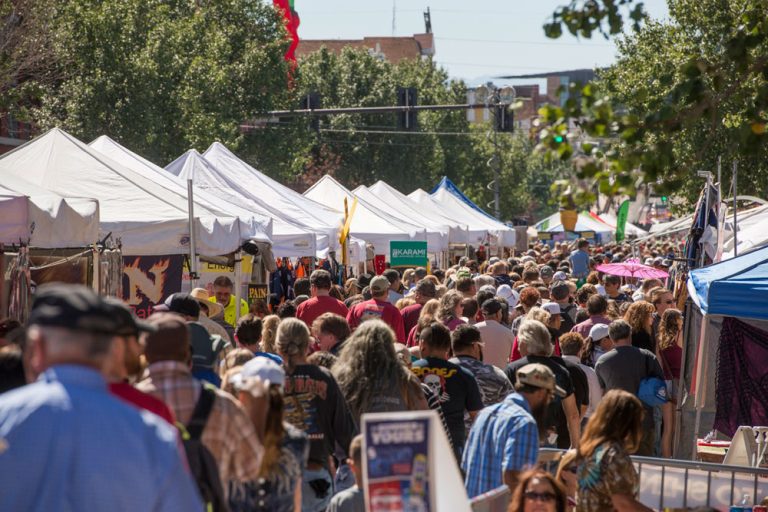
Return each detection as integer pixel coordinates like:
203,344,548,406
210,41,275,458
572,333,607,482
461,392,539,499
136,361,263,489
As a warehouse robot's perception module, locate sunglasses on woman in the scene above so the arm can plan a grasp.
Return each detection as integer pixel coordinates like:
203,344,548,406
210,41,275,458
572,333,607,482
524,491,557,502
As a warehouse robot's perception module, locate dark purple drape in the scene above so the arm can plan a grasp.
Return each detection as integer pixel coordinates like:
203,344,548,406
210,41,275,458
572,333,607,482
715,317,768,437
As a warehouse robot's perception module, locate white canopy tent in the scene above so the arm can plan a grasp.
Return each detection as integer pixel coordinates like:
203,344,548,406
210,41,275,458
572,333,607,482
431,186,516,247
0,173,99,247
305,176,427,253
165,149,321,258
0,128,261,255
353,184,449,252
202,142,342,254
408,188,489,246
368,181,466,243
89,135,272,250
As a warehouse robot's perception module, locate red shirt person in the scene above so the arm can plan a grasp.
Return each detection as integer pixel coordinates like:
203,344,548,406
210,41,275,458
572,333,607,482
297,269,349,327
347,275,406,342
400,279,437,335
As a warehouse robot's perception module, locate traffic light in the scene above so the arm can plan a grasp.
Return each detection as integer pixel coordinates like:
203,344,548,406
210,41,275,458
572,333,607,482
554,134,565,143
494,104,514,132
397,87,418,130
299,92,321,132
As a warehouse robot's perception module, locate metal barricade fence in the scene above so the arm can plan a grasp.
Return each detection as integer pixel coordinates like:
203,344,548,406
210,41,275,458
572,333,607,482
471,449,768,511
542,448,768,510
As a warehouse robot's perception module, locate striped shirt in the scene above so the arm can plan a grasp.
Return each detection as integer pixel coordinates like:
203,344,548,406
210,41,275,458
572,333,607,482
461,392,539,498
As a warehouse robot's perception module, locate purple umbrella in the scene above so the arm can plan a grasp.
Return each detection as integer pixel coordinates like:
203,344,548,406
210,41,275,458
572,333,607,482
596,258,669,279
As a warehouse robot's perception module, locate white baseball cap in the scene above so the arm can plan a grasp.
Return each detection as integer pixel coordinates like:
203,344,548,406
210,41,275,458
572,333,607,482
541,302,561,315
496,284,519,308
589,323,610,341
230,356,285,391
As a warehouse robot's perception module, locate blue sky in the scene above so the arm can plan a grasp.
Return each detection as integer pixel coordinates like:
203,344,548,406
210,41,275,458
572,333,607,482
297,0,670,83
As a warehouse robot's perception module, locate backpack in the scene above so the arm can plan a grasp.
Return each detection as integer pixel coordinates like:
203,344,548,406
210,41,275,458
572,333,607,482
178,385,229,512
637,377,669,407
558,304,577,336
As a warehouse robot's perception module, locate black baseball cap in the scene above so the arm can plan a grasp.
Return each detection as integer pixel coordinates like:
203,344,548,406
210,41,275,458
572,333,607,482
165,293,201,318
103,297,157,337
29,284,119,334
481,298,503,315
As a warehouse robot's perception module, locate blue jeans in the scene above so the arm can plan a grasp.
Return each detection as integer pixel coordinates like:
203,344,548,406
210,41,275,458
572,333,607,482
301,467,333,512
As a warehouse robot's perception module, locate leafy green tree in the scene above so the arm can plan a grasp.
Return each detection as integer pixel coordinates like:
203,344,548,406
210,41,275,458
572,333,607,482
538,0,768,208
21,0,290,164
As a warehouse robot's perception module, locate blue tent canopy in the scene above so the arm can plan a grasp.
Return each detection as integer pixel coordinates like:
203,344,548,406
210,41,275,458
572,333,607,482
430,176,499,221
688,244,768,320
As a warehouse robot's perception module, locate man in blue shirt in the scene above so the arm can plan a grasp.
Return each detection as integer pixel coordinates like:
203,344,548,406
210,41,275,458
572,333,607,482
569,238,591,279
0,284,203,512
462,363,564,498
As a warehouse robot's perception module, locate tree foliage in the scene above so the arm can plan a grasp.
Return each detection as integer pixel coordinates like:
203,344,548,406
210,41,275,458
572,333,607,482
17,0,291,164
539,0,768,207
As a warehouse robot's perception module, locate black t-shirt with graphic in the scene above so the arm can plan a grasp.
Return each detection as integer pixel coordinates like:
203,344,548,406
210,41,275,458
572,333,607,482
411,357,483,455
505,355,575,447
283,364,358,468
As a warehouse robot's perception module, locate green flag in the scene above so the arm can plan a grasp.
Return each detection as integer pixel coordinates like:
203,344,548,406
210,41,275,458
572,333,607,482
616,200,630,242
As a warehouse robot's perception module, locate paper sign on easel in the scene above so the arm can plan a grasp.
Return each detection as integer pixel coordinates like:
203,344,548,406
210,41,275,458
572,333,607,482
361,411,471,512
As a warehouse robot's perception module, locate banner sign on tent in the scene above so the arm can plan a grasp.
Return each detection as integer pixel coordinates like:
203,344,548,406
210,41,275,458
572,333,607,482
363,415,432,512
122,255,184,318
390,241,428,267
182,256,253,293
247,284,269,304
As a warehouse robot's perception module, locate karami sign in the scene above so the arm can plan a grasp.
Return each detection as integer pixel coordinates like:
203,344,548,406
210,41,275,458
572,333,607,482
390,241,428,267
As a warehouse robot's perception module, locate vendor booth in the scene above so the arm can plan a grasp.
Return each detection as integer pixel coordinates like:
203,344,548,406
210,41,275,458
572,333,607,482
678,244,768,460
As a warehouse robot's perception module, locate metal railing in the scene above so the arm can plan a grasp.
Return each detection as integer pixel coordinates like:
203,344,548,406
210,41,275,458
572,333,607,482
471,449,768,511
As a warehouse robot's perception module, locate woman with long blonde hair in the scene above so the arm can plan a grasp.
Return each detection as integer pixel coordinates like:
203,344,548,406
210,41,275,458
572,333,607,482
406,298,440,348
227,358,309,512
576,390,652,512
657,308,683,399
623,301,656,352
260,314,280,355
275,318,357,512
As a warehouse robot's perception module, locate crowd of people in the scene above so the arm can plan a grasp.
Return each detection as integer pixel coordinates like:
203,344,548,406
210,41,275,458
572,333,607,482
0,238,689,511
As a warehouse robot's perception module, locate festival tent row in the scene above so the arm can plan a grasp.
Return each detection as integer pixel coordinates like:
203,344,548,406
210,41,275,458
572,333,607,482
676,244,768,459
408,188,490,245
0,128,269,256
304,175,428,252
0,173,99,248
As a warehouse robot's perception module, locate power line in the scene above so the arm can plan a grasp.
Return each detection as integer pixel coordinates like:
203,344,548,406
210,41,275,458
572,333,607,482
435,61,554,70
436,36,613,48
320,128,491,137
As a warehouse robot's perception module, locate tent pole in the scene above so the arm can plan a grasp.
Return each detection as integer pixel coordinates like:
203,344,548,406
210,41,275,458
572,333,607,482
187,179,199,287
733,161,738,257
692,315,709,459
234,251,242,323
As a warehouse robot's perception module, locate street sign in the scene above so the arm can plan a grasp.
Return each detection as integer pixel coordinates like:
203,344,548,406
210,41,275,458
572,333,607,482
390,241,428,267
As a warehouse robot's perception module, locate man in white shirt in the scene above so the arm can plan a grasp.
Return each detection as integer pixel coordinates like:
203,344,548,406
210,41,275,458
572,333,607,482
475,299,515,370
